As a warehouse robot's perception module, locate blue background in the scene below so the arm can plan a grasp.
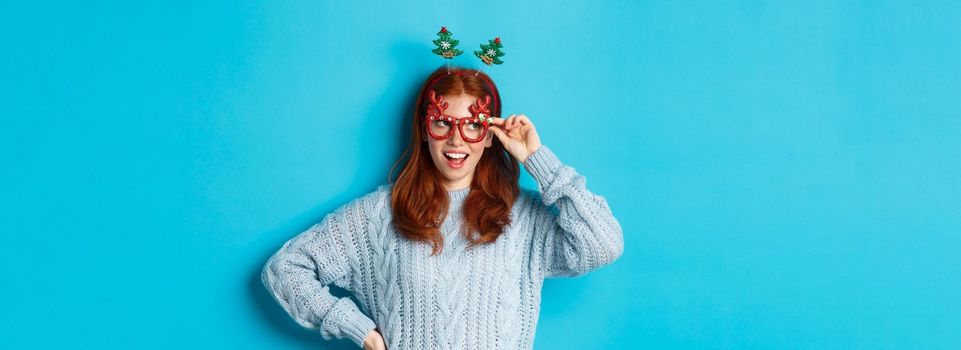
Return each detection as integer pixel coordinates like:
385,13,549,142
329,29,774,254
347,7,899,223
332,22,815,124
2,1,959,348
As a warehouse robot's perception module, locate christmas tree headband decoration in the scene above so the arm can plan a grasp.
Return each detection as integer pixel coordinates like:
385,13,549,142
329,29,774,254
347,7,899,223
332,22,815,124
474,37,505,66
432,26,463,59
430,26,506,74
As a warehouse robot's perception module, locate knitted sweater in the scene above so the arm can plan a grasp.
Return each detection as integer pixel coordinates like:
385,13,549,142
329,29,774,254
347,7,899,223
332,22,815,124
261,145,624,349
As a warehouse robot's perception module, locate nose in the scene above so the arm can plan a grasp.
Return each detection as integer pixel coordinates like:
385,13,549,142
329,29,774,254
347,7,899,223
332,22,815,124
446,128,465,146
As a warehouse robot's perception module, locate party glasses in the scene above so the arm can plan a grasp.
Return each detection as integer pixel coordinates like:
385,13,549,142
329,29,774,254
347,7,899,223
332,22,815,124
424,90,496,143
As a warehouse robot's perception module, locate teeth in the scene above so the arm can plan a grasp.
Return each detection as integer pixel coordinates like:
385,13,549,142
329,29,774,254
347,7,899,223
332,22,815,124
444,152,467,159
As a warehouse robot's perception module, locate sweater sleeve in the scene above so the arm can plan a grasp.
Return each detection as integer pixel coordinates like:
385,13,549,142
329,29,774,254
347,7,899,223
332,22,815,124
261,197,377,347
523,145,625,278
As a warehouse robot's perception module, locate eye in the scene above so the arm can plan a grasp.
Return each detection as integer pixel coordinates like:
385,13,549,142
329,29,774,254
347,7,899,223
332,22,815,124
432,120,451,128
465,122,483,130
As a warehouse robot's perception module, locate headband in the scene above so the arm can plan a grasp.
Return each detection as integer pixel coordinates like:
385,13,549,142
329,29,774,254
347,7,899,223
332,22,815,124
426,26,505,118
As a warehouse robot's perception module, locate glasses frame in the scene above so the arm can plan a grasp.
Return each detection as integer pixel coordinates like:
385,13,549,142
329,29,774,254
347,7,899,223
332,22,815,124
423,90,495,143
426,115,490,143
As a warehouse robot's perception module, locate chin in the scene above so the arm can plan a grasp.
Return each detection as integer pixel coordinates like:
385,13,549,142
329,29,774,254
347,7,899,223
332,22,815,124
433,156,477,181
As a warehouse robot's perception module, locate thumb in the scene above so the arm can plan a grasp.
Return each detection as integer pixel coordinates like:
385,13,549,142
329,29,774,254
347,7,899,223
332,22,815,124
488,126,510,145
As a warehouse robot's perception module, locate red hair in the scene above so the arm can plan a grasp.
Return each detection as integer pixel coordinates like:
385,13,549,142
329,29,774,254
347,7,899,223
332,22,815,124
388,66,520,256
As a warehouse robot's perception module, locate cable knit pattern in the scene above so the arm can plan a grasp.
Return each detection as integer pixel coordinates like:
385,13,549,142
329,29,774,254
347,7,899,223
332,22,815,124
261,145,624,349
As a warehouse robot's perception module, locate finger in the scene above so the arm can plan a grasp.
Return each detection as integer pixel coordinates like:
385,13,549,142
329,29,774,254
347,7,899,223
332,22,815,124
488,125,510,145
488,115,513,125
515,115,531,126
507,115,517,130
519,117,535,132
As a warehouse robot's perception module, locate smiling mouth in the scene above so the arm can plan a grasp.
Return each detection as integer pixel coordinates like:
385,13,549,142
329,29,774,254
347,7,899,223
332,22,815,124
443,152,469,167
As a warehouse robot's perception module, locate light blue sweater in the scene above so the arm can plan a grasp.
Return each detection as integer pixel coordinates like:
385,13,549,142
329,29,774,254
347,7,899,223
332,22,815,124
261,145,624,349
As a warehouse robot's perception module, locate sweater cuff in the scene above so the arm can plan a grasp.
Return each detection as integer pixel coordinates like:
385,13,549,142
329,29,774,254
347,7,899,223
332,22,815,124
343,313,376,348
523,145,563,187
324,298,377,348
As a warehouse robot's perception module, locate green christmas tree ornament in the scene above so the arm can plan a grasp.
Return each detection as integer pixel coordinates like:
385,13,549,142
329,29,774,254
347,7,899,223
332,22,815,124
474,37,505,65
432,26,463,59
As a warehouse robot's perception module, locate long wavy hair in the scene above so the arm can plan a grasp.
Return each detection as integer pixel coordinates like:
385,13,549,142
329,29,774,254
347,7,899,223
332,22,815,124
388,66,520,256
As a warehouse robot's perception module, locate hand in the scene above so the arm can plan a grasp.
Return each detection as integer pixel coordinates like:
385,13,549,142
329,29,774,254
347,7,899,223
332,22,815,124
363,328,387,350
488,114,542,163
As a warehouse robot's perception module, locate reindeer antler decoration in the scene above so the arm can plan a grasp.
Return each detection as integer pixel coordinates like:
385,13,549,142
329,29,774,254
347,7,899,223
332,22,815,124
469,95,494,126
426,90,449,120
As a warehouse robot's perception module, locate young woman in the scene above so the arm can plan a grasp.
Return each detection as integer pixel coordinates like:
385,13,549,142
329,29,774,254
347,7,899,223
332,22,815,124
262,66,624,350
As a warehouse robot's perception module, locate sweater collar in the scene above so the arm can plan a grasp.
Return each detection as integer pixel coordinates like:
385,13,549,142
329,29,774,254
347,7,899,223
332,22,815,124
447,186,470,204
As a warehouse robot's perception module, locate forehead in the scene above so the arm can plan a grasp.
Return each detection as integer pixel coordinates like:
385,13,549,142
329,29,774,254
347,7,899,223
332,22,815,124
442,94,480,105
440,94,480,115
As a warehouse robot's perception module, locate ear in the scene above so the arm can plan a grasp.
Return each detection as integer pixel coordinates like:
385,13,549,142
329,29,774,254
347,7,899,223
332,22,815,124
484,131,493,148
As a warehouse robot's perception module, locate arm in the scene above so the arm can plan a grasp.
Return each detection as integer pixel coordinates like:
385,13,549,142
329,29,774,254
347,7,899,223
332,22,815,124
261,198,377,347
524,145,625,278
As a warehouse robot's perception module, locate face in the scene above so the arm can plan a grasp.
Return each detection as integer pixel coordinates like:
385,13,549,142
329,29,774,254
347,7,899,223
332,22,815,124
425,94,493,191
